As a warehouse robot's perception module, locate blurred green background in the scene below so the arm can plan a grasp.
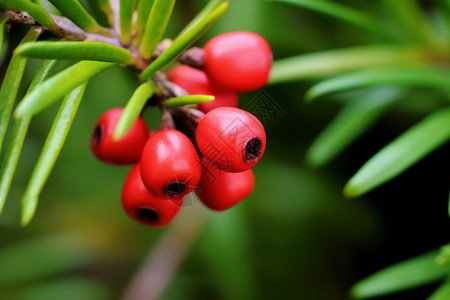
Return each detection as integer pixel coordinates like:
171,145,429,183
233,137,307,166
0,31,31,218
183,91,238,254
1,0,449,299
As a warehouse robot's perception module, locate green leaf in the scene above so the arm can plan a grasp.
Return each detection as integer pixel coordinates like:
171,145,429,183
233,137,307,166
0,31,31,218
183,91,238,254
21,84,87,226
0,15,9,53
113,81,157,140
0,233,94,285
119,0,136,45
47,0,108,34
96,0,113,26
0,60,56,214
174,0,224,39
134,0,154,47
436,245,450,266
15,41,135,64
14,61,114,118
269,46,425,84
305,67,450,101
140,1,229,81
351,250,450,299
428,280,450,300
0,0,58,31
0,27,42,155
306,87,404,167
272,0,393,39
344,107,450,198
163,95,215,108
139,0,176,59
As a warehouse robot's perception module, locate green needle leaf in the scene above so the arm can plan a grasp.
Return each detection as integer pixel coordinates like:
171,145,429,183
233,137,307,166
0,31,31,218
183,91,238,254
140,1,229,81
428,281,450,300
174,0,224,39
269,46,425,85
0,0,58,31
21,83,87,226
113,81,158,140
139,0,176,59
0,15,9,53
15,41,135,64
350,250,450,299
306,87,404,167
305,67,450,101
344,107,450,198
47,0,108,34
14,61,115,118
0,26,42,155
272,0,393,39
119,0,136,45
134,0,154,47
0,60,56,214
96,0,113,26
436,245,450,266
163,95,215,108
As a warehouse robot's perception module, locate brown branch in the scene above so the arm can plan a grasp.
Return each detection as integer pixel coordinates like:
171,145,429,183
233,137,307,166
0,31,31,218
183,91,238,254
2,10,119,46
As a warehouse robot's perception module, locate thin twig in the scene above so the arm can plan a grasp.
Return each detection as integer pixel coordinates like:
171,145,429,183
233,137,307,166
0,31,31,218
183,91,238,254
2,10,118,45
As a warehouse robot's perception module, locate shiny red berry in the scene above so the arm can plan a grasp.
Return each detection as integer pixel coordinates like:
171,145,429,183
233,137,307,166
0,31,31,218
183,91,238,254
122,163,182,227
91,108,149,165
196,158,255,211
204,31,272,93
167,65,238,113
140,129,201,199
196,107,266,172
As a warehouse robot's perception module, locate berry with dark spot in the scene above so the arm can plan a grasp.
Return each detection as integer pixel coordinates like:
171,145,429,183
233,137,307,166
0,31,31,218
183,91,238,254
140,129,201,199
122,164,182,227
196,107,266,172
91,108,149,165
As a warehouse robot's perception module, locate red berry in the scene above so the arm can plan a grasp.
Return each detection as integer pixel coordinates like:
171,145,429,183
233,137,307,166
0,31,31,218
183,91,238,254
91,108,149,165
204,31,272,93
167,65,238,113
196,107,266,172
122,163,182,227
196,158,255,211
140,129,201,199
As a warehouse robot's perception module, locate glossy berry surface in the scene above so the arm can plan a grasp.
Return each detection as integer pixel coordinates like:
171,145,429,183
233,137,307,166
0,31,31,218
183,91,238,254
196,107,266,172
167,65,238,113
196,158,255,211
91,108,149,165
140,129,201,199
204,31,272,93
122,164,182,227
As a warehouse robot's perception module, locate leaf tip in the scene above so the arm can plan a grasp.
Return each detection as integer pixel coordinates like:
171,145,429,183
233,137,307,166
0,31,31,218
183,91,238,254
343,182,359,199
112,127,125,142
21,195,38,227
304,90,314,103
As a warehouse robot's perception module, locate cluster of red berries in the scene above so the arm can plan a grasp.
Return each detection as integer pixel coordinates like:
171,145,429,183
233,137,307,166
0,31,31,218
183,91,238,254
90,31,271,227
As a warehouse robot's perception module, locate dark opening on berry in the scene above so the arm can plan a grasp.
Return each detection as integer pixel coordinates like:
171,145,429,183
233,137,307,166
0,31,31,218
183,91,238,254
92,124,103,147
245,137,262,162
137,208,159,222
163,182,187,197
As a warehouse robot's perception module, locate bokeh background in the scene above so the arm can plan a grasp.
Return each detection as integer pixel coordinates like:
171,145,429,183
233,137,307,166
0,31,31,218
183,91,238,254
0,0,449,299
